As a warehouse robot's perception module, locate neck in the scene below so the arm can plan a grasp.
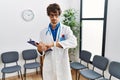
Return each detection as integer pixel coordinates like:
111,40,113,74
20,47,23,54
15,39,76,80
51,24,56,29
51,22,59,29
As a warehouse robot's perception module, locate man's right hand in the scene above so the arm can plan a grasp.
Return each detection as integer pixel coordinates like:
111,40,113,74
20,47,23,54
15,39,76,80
36,42,47,52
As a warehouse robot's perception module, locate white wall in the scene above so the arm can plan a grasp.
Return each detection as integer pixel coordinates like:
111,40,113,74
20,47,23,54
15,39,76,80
104,0,120,79
69,0,80,61
105,0,120,63
0,0,70,78
69,0,80,25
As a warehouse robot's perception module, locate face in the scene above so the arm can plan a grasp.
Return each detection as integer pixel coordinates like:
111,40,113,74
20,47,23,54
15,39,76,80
49,11,60,25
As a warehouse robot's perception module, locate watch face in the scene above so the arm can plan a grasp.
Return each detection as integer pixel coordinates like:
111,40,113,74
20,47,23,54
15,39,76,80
22,9,34,21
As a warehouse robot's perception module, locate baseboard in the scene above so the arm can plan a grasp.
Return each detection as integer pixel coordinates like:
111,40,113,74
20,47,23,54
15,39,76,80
0,71,41,80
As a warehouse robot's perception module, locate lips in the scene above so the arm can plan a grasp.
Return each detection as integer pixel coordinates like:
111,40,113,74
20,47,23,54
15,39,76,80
52,20,57,24
52,20,56,21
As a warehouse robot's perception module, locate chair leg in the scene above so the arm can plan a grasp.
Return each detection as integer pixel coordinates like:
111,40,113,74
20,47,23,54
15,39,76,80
76,70,77,80
36,67,38,74
41,67,43,80
18,71,20,78
109,75,111,80
20,70,23,80
78,73,80,80
24,68,26,80
2,73,5,80
24,69,25,77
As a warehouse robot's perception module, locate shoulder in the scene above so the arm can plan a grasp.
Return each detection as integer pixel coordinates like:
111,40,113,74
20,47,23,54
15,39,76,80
60,23,71,30
39,27,48,34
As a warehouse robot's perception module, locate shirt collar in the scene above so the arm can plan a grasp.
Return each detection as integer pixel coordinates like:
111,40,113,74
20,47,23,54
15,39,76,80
49,22,60,30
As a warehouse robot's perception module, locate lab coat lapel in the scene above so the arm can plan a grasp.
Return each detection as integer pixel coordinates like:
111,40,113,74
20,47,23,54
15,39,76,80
46,27,54,42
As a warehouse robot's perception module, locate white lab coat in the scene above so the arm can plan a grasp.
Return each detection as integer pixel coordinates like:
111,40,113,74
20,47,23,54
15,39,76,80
39,23,77,80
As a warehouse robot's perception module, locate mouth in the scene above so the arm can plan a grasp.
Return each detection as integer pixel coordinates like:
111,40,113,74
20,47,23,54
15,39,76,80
52,19,56,21
52,20,57,22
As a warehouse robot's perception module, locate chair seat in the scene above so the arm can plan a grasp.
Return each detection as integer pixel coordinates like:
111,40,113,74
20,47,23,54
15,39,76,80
70,62,87,70
1,65,21,73
24,62,40,69
80,69,102,79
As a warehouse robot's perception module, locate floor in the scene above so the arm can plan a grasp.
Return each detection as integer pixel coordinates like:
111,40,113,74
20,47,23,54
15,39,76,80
1,69,88,80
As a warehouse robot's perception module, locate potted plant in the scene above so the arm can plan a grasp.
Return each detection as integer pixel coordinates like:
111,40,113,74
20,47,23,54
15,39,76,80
62,8,80,61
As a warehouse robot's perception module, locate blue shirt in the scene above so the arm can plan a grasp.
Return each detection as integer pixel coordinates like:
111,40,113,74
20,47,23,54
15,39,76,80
49,22,60,41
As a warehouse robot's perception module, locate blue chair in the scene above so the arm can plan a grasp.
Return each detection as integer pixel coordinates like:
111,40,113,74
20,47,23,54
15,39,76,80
70,50,92,80
99,61,120,80
22,49,41,80
1,51,23,80
80,55,109,80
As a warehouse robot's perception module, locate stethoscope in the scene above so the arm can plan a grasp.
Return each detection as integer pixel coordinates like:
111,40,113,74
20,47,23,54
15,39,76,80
46,23,61,41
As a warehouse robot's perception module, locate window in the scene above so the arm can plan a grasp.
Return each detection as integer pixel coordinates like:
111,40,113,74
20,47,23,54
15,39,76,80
80,0,108,60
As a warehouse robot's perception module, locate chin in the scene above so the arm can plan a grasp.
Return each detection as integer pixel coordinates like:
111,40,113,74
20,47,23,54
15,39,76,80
52,22,57,25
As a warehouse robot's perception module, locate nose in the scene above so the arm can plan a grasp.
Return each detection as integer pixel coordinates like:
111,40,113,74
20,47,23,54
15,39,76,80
52,16,57,19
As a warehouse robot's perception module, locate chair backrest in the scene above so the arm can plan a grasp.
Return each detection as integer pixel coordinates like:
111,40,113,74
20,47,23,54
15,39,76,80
1,51,19,63
109,61,120,79
93,55,109,71
79,50,92,63
22,49,38,60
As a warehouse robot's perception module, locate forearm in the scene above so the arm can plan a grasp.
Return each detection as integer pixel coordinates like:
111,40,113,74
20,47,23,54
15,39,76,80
56,42,63,48
37,48,42,53
38,41,63,50
36,42,47,52
37,48,43,55
50,42,63,48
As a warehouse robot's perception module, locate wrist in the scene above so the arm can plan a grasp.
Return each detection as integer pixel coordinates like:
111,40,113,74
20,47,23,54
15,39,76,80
37,48,42,53
54,42,56,47
49,42,54,47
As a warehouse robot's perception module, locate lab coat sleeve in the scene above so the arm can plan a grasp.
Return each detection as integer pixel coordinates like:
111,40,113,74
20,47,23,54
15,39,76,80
37,30,45,56
58,27,77,49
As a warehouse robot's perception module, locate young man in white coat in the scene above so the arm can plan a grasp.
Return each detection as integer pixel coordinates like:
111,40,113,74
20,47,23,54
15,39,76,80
36,3,77,80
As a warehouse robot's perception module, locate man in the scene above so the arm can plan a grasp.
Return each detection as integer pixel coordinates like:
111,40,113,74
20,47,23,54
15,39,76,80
36,3,77,80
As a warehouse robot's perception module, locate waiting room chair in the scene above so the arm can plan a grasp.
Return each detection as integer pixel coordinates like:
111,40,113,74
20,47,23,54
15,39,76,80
99,61,120,80
79,55,109,80
22,49,41,80
70,50,92,80
1,51,23,80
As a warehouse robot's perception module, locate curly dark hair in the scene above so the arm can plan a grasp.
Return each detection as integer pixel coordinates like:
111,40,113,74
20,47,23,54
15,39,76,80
47,3,62,16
